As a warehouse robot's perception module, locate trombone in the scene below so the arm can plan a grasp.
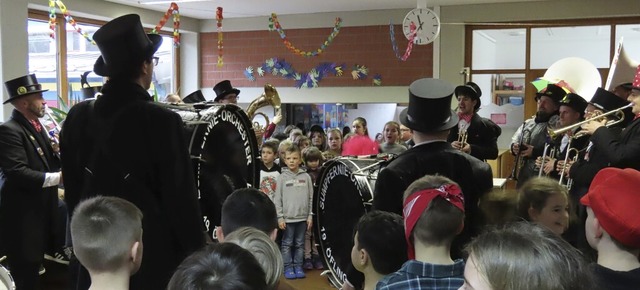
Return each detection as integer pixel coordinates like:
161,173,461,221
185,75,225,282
548,103,632,139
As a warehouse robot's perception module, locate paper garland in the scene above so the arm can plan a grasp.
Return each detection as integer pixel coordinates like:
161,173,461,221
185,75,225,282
389,21,417,61
48,0,96,45
216,7,224,67
244,58,381,88
151,2,181,47
268,13,342,57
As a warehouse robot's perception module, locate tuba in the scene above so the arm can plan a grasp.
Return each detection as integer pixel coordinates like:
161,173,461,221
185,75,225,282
542,57,602,101
246,84,282,142
605,38,639,91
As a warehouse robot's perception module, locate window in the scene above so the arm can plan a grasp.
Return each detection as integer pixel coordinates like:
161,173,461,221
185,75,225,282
531,26,611,69
472,29,526,70
28,19,59,107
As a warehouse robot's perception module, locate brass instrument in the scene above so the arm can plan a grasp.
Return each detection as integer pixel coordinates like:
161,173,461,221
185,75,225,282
457,130,468,148
510,120,532,181
558,147,580,189
245,84,282,141
537,143,556,177
548,103,632,139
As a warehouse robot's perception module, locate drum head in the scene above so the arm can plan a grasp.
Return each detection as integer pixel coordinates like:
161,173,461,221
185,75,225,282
315,158,375,288
0,264,15,290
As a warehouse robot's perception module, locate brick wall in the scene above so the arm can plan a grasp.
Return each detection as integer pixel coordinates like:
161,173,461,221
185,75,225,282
200,24,433,89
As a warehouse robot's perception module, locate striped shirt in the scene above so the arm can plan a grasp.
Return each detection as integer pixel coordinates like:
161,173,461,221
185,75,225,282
376,259,465,290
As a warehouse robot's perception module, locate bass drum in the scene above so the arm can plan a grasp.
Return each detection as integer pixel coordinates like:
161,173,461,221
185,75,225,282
0,261,14,290
315,158,380,289
169,103,260,241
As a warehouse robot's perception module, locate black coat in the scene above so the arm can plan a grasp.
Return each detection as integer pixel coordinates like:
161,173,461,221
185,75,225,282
591,117,640,170
447,113,501,160
372,141,493,257
569,127,622,191
0,110,59,271
60,80,205,290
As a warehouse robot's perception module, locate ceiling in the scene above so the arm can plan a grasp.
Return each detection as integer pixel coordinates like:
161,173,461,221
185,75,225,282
105,0,544,20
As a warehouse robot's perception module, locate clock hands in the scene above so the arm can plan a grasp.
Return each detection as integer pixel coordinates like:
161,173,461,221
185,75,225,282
416,15,424,31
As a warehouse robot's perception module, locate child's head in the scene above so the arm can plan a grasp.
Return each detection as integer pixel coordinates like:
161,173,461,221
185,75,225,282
303,147,324,170
261,140,279,165
167,243,266,290
581,168,640,252
480,189,518,226
289,128,303,142
308,125,327,150
383,121,401,144
284,145,302,171
296,135,311,151
70,196,143,275
352,117,369,136
327,128,343,152
461,222,594,290
219,188,278,241
517,177,569,236
402,175,465,259
351,211,407,276
224,227,283,290
278,140,293,161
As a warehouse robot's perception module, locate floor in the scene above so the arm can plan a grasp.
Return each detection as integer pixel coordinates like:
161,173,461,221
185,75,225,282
281,269,337,290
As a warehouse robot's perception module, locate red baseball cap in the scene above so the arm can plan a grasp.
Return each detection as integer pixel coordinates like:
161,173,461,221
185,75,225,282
580,167,640,248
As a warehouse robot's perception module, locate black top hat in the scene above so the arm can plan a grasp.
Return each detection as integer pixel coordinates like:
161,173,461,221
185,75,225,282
400,78,458,133
590,87,629,112
213,80,240,102
535,84,566,105
560,93,588,117
183,90,206,104
81,86,103,99
92,14,163,77
3,74,48,104
454,81,482,111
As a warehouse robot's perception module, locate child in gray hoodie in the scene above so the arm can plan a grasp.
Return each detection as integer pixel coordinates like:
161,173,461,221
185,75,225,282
274,145,314,280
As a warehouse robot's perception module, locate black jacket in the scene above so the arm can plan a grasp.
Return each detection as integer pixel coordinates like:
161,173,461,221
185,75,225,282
591,117,640,170
61,80,205,290
447,114,501,160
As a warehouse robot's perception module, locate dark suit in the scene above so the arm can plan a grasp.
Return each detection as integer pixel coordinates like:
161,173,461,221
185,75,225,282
591,117,640,170
0,109,60,290
60,80,205,290
447,114,501,160
372,141,493,255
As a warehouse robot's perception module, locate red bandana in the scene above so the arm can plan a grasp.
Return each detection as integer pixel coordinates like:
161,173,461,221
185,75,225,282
402,184,465,259
29,119,42,133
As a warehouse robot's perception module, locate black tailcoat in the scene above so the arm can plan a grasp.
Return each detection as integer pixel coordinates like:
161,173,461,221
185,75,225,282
447,114,501,160
591,118,640,170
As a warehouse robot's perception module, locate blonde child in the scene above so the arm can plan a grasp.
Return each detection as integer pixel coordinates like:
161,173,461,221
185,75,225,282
516,177,570,236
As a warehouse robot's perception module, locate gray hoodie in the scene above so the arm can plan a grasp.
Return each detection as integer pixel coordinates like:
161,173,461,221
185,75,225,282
274,167,313,223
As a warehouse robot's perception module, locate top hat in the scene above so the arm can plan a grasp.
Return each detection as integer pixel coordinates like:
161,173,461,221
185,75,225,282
400,78,458,133
559,93,588,117
213,80,241,102
3,74,49,104
590,87,629,112
92,14,163,77
535,84,566,104
183,89,206,104
581,167,640,248
454,81,482,111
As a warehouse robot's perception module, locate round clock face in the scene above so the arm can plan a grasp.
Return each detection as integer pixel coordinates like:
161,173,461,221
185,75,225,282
403,8,441,45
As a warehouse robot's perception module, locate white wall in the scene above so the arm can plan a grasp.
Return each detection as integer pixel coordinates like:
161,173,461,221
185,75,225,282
347,103,398,139
0,0,29,121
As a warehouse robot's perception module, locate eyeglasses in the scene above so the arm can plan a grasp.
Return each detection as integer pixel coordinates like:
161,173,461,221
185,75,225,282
152,56,159,66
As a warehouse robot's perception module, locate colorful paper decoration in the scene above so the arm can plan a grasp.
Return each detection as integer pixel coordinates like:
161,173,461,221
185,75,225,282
216,7,224,67
268,13,342,57
351,65,369,80
151,2,181,47
373,74,382,86
389,21,417,61
244,58,345,88
48,0,96,45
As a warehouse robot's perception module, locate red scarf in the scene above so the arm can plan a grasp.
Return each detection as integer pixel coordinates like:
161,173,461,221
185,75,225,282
457,112,473,124
29,119,42,132
402,184,465,259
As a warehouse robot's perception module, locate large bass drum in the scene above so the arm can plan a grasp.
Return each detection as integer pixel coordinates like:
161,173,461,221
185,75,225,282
166,103,260,241
0,256,14,290
315,157,381,289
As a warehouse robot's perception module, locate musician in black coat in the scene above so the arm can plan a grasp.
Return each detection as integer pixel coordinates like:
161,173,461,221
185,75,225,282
448,82,501,161
373,78,493,257
0,74,61,290
60,15,204,290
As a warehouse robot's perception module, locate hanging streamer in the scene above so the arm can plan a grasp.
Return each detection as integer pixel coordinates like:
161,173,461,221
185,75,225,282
216,7,224,67
389,21,417,61
268,13,342,57
48,0,96,45
151,2,181,47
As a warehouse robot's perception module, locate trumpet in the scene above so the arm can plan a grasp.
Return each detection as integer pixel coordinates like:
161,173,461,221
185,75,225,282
457,130,468,148
510,121,532,181
537,143,556,177
548,103,632,139
558,147,580,189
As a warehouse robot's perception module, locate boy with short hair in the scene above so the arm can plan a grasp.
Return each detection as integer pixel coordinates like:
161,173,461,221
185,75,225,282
70,196,143,290
276,140,293,166
376,175,465,290
351,211,407,290
302,147,324,270
581,167,640,289
274,145,313,280
260,140,281,201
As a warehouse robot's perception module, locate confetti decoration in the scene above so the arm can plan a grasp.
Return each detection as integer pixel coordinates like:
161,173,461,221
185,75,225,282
389,21,417,61
268,13,342,57
151,2,181,47
216,7,224,67
48,0,96,45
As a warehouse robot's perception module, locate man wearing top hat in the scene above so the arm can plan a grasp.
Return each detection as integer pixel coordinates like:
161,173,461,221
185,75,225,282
447,81,501,161
372,78,492,257
59,14,204,290
214,80,240,104
0,74,61,289
510,83,565,187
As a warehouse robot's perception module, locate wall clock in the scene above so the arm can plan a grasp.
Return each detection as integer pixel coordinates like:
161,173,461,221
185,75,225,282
403,8,441,45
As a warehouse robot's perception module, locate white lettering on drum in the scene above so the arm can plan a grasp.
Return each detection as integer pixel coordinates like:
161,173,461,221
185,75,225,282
318,163,357,210
214,109,253,166
325,247,347,282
